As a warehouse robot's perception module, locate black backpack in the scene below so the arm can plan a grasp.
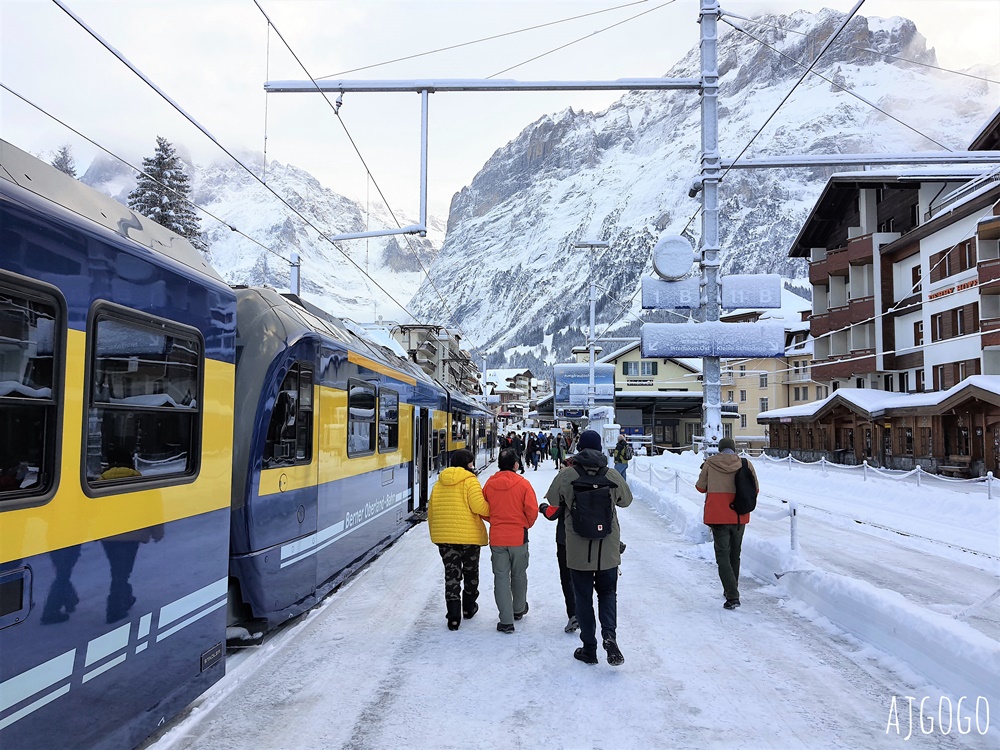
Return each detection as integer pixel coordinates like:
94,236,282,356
730,458,758,517
569,465,617,539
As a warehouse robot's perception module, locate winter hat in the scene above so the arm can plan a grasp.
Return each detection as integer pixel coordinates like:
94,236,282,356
718,437,737,452
577,430,603,451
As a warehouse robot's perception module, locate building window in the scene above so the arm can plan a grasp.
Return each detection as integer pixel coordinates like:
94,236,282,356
739,365,746,376
622,361,639,376
914,321,923,346
0,279,61,501
378,388,399,452
916,369,925,391
640,361,658,376
856,378,866,389
832,382,839,392
348,380,377,456
759,373,768,388
911,265,921,293
884,374,894,392
740,414,747,428
86,308,203,486
962,240,976,270
934,364,947,390
739,389,747,402
759,397,769,413
931,314,943,342
727,390,734,402
956,308,965,337
723,423,733,439
899,371,909,393
958,361,967,382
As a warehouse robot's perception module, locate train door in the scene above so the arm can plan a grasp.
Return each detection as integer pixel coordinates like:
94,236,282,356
414,407,430,512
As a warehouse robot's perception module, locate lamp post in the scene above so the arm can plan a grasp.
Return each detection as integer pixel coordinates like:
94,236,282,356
574,241,610,423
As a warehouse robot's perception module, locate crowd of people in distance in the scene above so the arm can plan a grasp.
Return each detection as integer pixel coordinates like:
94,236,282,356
425,427,759,667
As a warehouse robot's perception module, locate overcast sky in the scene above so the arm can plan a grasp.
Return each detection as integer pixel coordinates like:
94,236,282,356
2,0,998,220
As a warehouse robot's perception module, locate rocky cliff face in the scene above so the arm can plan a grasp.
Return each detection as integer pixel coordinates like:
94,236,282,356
409,9,997,366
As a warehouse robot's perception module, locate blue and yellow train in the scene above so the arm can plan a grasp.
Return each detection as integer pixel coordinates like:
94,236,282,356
0,140,494,749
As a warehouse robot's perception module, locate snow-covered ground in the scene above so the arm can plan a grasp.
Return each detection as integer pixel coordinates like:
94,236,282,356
144,454,999,749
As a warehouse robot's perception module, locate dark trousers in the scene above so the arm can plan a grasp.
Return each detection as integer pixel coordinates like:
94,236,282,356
437,544,481,615
556,543,575,619
711,524,745,602
570,567,618,653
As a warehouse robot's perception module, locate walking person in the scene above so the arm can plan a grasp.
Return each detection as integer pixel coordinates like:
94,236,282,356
535,432,548,470
612,432,634,481
526,433,538,473
537,490,579,634
695,437,758,609
542,430,632,666
427,449,490,630
482,449,538,633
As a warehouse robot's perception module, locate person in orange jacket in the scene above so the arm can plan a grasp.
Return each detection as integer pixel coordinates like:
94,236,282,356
482,449,539,633
427,449,489,630
695,436,759,609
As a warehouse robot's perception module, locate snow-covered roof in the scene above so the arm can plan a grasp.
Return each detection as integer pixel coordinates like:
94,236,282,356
486,368,532,384
758,376,1000,422
597,342,702,374
721,288,811,325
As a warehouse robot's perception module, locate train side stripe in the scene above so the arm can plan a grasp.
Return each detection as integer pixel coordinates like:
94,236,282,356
158,578,228,629
82,655,127,684
156,599,227,643
279,495,408,570
280,521,345,561
84,623,131,667
0,685,70,731
0,649,75,715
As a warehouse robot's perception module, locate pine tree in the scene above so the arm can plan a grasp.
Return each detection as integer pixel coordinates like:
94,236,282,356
128,136,206,252
51,145,76,178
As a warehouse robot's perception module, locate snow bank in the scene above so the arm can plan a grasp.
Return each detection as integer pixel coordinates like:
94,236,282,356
630,458,1000,713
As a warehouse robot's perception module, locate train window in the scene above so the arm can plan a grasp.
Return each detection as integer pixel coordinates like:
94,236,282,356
0,282,60,502
348,379,376,457
451,411,462,441
85,309,202,487
378,388,399,453
264,362,314,468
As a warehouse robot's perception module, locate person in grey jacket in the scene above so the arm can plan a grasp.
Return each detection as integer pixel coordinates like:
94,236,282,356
541,430,632,666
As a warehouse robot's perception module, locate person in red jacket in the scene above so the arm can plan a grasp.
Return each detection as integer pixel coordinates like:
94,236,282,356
482,448,539,633
695,436,759,609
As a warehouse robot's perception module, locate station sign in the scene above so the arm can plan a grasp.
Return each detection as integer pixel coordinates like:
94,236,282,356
641,277,701,309
640,321,786,358
720,274,783,309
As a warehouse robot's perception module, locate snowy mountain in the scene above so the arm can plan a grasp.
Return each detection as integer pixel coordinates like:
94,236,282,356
408,9,999,366
81,150,443,323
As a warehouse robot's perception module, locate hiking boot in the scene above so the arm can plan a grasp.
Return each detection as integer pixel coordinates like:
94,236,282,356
723,599,741,610
513,602,529,621
603,638,624,666
573,647,598,665
463,602,479,620
497,622,515,634
448,618,461,631
564,616,579,633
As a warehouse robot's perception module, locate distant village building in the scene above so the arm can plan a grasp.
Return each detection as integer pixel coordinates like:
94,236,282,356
484,368,536,423
760,108,1000,476
383,323,482,394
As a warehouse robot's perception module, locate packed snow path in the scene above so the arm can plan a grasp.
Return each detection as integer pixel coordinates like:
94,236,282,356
148,462,996,749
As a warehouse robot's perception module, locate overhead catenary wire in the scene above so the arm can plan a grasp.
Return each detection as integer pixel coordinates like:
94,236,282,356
0,80,292,267
251,1,482,355
721,17,953,151
51,0,425,324
722,11,1000,87
318,0,655,79
722,0,870,179
487,0,678,79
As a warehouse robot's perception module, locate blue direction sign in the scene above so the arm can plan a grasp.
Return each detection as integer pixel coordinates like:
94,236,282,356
720,274,783,309
641,277,701,309
641,321,786,358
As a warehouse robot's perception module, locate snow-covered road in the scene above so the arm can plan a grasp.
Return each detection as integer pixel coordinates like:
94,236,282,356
145,461,997,749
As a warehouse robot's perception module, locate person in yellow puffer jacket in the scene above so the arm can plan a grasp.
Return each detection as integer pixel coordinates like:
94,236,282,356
427,449,490,630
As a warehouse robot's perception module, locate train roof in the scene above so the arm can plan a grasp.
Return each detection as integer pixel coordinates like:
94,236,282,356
0,139,222,284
